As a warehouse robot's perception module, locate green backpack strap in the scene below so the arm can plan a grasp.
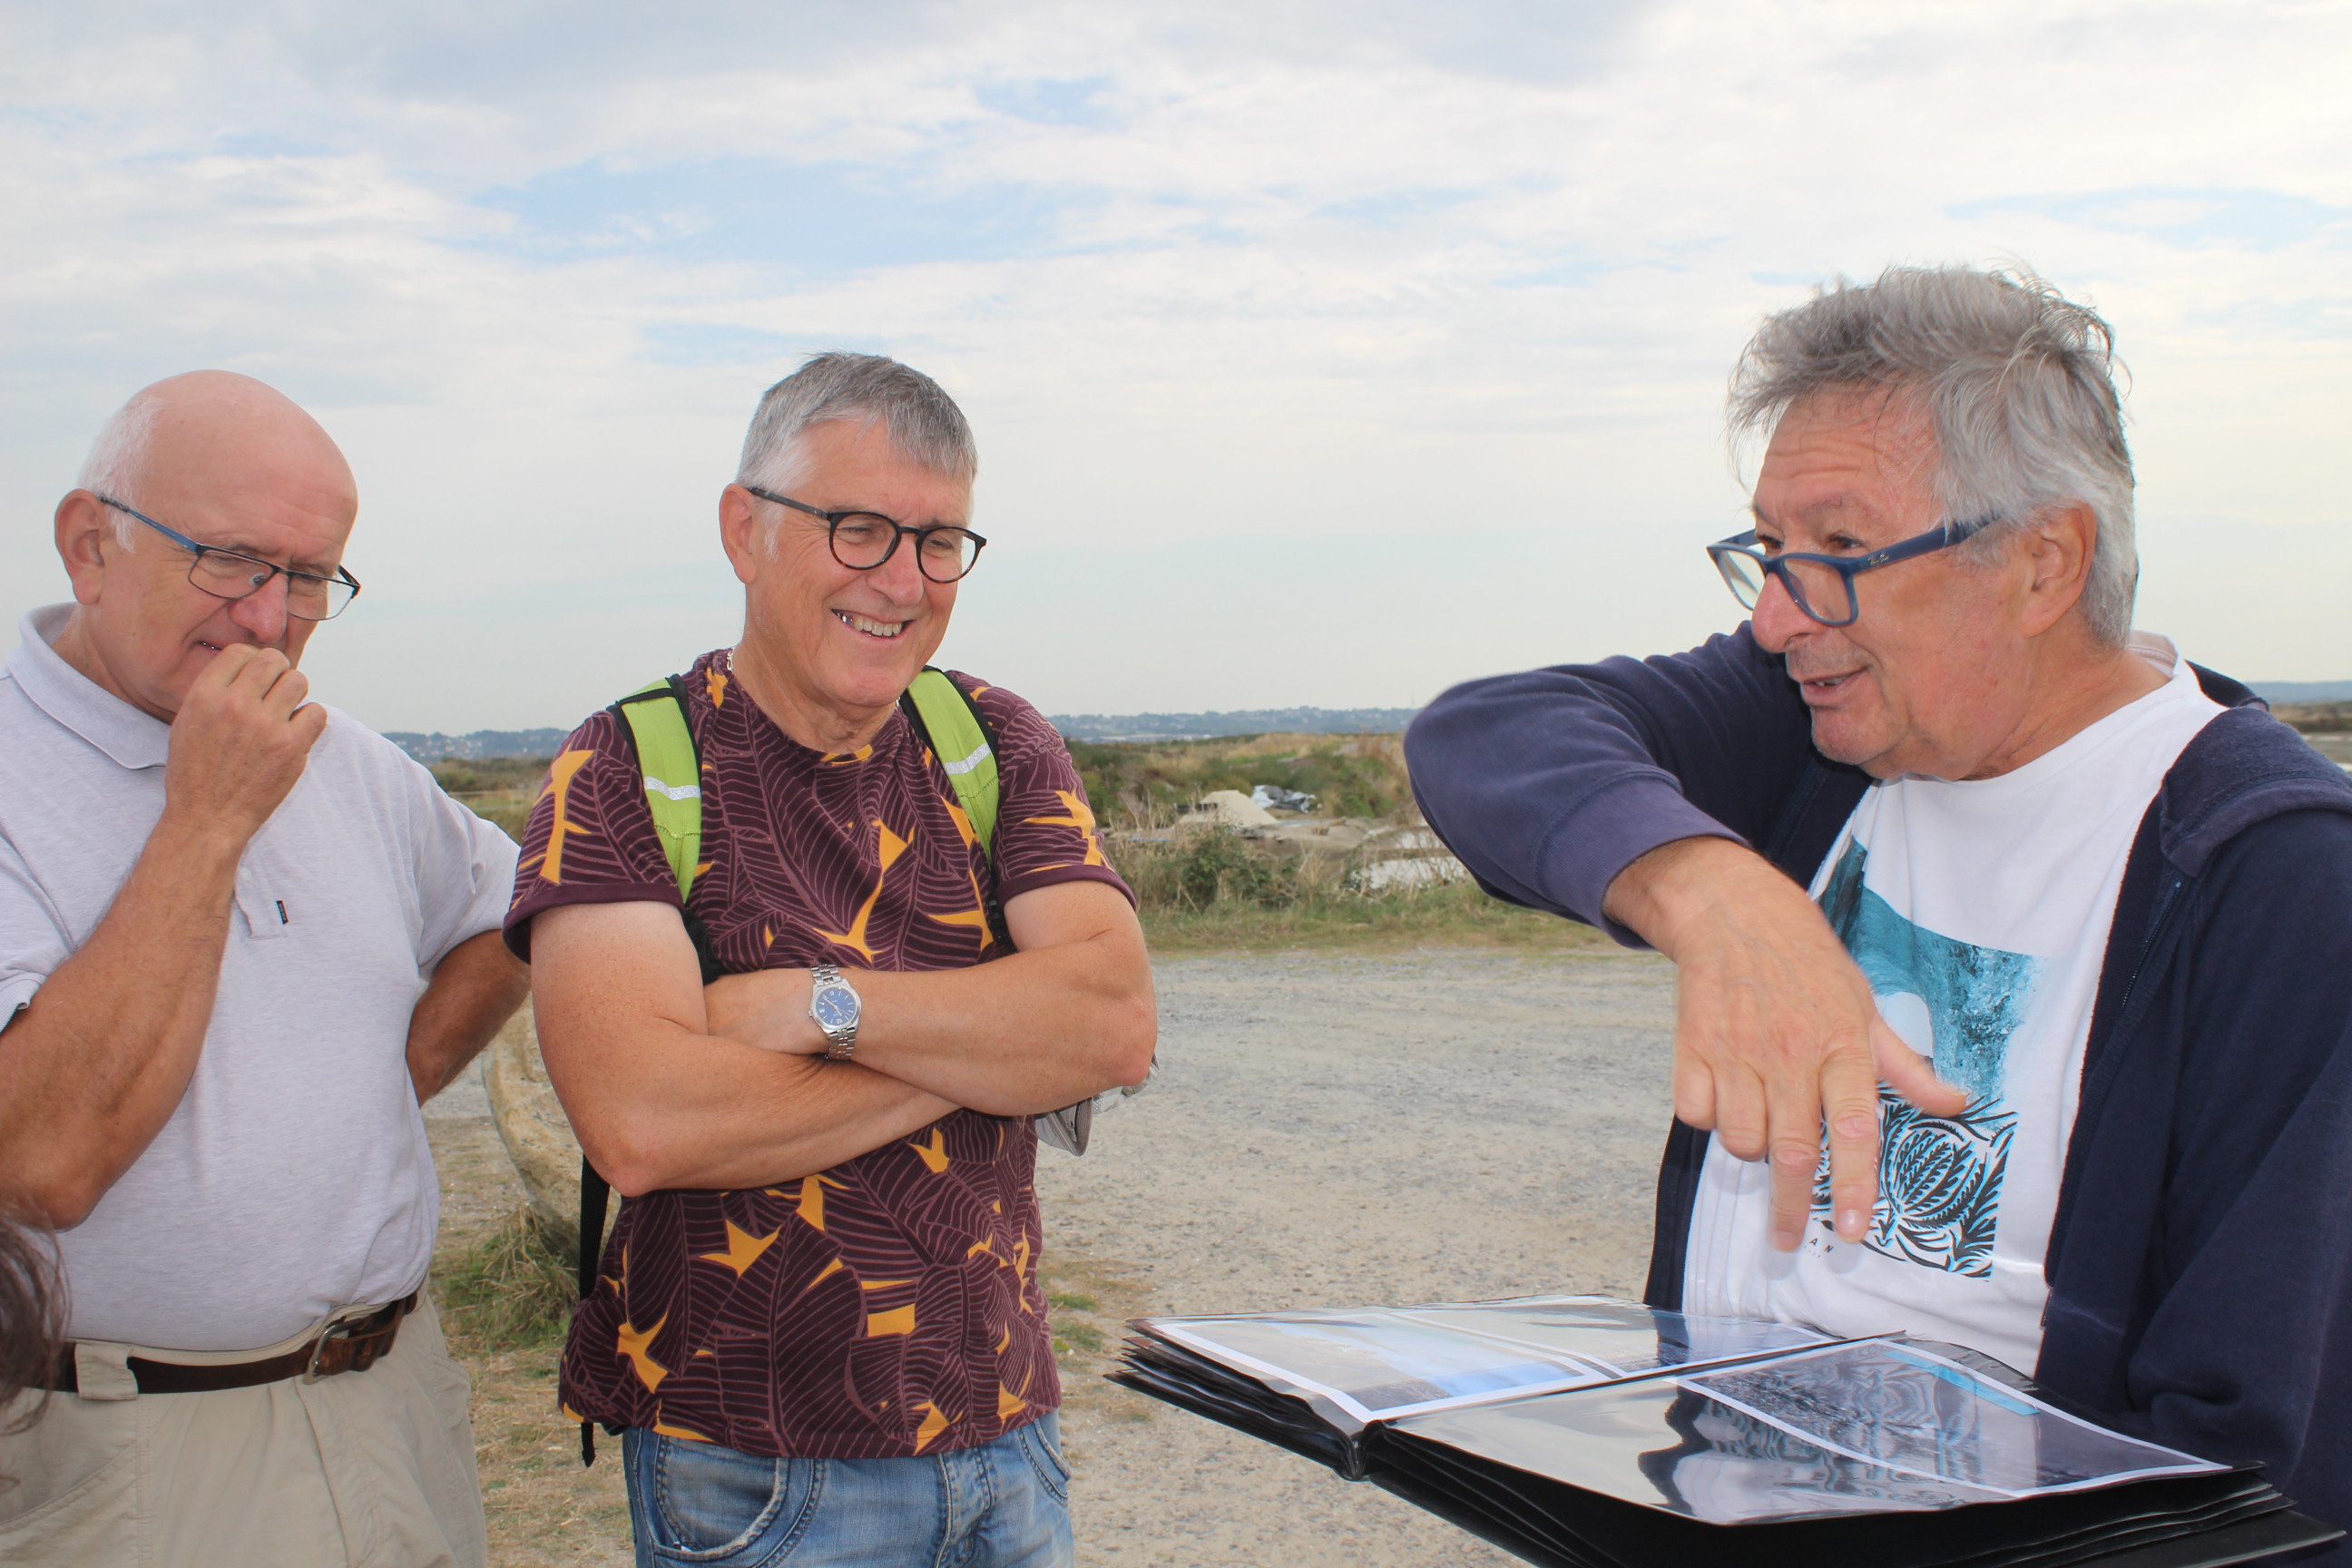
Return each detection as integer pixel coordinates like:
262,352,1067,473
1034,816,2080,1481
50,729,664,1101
612,679,703,901
900,668,1001,855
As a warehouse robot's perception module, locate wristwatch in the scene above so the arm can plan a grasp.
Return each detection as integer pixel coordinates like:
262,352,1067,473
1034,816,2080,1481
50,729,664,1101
808,964,862,1060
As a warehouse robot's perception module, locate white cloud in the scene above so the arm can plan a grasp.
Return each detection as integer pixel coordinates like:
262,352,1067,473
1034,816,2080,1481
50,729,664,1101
2,0,2347,730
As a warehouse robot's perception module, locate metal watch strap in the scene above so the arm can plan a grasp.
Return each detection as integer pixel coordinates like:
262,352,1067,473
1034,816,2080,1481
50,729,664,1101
810,963,859,1060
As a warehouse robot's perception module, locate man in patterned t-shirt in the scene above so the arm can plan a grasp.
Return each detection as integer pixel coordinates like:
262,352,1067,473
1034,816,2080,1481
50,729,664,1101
505,354,1155,1568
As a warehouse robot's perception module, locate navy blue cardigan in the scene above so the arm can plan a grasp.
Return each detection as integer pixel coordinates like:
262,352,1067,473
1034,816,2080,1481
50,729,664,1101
1406,626,2352,1552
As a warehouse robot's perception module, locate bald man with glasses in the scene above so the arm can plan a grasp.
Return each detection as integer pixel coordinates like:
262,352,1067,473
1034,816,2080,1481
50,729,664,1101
0,371,527,1566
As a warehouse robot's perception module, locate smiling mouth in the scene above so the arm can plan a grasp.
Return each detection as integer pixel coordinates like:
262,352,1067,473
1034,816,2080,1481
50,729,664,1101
833,610,906,641
1796,670,1858,699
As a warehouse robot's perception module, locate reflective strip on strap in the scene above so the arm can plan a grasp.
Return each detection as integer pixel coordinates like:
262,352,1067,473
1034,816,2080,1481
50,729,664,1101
941,742,993,777
643,777,702,801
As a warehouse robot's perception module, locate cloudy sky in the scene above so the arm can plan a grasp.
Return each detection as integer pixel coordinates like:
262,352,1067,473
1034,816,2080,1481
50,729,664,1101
4,0,2346,731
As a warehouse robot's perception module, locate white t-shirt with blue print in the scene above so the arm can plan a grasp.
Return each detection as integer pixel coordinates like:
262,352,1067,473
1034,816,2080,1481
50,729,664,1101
1681,637,2224,1375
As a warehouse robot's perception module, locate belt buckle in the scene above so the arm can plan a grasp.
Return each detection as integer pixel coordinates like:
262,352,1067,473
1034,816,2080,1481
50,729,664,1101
301,1303,385,1384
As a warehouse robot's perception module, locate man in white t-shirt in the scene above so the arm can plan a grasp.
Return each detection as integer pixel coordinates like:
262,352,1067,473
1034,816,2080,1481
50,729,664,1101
1680,632,2220,1372
1411,266,2352,1548
0,372,527,1566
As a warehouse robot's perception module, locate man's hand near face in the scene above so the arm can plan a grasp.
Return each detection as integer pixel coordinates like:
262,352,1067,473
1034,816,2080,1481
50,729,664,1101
165,644,328,835
1605,836,1966,1252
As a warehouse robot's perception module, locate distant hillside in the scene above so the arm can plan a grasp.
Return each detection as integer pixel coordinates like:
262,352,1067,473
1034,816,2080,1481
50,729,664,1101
1047,707,1420,741
386,706,1423,760
387,729,571,763
2255,681,2352,704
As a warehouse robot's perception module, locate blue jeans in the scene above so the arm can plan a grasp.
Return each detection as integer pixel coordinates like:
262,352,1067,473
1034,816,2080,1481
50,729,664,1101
620,1416,1073,1568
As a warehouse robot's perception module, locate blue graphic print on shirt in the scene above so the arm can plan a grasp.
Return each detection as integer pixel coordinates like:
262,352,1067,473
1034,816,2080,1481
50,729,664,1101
1811,841,2041,1277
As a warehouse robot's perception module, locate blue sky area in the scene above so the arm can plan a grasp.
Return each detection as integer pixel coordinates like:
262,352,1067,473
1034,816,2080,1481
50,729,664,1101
2,1,2346,730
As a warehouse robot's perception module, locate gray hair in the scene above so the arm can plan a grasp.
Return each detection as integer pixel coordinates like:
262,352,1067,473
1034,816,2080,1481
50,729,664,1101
1729,265,2137,645
76,391,166,550
737,353,977,501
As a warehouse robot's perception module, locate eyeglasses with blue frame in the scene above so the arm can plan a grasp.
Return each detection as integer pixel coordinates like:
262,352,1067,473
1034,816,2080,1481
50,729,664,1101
94,495,362,622
1705,516,1994,628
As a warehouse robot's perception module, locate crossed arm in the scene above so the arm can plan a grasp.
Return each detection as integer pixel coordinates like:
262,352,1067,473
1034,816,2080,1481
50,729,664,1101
526,878,1158,1197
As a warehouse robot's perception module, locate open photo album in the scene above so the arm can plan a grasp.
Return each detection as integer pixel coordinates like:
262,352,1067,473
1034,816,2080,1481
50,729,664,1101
1111,1294,2340,1568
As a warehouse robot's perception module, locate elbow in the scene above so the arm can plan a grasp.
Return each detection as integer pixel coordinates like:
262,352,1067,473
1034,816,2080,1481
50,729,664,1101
1105,990,1158,1089
7,1171,102,1231
575,1122,679,1200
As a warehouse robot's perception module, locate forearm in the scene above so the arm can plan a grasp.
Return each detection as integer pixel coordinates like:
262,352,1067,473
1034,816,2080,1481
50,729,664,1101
1603,835,1798,957
1407,635,1814,936
0,815,245,1224
845,930,1156,1114
406,930,530,1103
551,1020,959,1193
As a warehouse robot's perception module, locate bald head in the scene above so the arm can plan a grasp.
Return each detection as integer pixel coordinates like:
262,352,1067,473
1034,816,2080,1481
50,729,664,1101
81,372,356,542
52,372,360,721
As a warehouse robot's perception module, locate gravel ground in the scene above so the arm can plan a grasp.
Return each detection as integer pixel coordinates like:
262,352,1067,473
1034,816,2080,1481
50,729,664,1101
426,946,1680,1566
1036,950,1677,1567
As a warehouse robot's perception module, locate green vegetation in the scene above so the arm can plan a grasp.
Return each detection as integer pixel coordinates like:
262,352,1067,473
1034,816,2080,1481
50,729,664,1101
2278,701,2352,734
1132,872,1606,956
431,756,545,842
433,730,1611,956
1069,732,1411,822
433,1205,576,1353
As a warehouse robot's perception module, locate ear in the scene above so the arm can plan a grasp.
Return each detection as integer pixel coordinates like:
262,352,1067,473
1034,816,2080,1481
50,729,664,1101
54,491,116,607
2016,503,2098,639
717,484,763,587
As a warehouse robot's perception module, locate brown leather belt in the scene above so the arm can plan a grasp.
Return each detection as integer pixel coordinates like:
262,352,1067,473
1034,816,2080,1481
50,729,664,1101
45,1293,418,1396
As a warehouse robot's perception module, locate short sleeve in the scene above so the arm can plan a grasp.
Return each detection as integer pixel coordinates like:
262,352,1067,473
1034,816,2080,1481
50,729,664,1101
0,835,67,1024
958,676,1134,907
503,710,682,961
382,734,524,972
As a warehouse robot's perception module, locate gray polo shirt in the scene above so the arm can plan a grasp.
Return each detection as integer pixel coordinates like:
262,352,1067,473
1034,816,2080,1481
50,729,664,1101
0,605,518,1350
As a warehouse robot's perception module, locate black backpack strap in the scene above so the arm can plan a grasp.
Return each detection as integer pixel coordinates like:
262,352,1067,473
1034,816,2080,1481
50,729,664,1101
576,1160,610,1465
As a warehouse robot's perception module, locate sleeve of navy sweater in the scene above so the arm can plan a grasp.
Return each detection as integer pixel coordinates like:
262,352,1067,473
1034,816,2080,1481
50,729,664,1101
2120,808,2352,1551
1403,623,1818,946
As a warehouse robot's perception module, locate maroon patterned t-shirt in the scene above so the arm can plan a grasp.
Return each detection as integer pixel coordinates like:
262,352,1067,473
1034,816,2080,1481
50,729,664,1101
503,651,1130,1459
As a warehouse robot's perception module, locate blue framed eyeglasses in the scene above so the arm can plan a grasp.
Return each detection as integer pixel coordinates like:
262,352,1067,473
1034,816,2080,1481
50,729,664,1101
1705,518,1993,628
96,495,361,621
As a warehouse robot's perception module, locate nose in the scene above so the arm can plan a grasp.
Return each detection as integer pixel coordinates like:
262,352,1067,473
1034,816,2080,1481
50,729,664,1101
868,535,930,605
1747,569,1813,654
228,573,291,644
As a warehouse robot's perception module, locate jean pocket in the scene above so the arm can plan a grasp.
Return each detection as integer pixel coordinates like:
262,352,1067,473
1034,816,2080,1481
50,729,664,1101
1015,1416,1071,1504
643,1434,820,1563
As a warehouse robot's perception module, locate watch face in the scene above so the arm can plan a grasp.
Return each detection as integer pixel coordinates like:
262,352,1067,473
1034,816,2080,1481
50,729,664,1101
813,988,858,1030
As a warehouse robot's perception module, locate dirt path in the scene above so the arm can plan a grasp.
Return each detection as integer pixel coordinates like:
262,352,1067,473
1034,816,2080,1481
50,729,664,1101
1036,950,1677,1566
427,947,1679,1565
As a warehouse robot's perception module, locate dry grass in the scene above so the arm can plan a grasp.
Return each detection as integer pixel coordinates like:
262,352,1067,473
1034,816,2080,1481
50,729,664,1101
426,1117,631,1567
434,1205,577,1354
1138,877,1610,956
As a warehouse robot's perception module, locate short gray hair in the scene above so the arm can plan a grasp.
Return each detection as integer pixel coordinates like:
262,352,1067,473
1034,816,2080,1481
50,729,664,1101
737,353,977,498
76,391,166,550
1729,265,2137,645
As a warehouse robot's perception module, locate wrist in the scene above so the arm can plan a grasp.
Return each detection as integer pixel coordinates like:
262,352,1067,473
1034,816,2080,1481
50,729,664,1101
807,965,864,1060
1605,836,1759,956
143,808,256,878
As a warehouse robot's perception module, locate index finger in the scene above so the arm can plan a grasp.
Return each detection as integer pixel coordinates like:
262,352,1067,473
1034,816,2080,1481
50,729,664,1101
1818,1034,1885,1244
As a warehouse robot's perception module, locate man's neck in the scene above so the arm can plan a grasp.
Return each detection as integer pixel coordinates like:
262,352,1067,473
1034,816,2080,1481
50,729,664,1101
1959,633,2171,780
725,642,897,756
47,609,170,722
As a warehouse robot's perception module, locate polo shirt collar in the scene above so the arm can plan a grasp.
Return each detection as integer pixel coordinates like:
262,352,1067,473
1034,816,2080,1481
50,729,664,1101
7,605,172,770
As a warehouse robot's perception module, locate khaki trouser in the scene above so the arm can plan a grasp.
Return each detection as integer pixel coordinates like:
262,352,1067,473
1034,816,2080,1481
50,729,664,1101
0,1295,486,1568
